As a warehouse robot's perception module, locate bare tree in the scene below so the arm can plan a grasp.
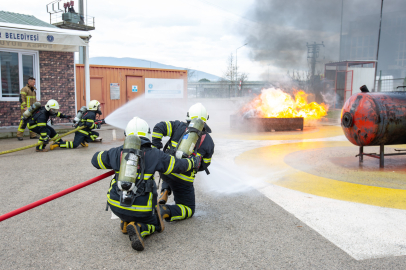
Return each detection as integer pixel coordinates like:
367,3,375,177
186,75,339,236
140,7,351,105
223,53,236,83
186,68,196,82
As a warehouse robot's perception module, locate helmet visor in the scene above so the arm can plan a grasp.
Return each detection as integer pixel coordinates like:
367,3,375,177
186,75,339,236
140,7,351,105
50,108,59,115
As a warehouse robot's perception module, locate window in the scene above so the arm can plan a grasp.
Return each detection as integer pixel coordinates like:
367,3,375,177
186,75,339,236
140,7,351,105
0,49,39,101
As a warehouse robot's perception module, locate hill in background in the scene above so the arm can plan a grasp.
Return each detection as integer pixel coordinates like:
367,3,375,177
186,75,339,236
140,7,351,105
88,57,222,82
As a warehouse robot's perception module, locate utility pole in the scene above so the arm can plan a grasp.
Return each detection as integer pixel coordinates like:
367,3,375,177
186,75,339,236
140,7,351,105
373,0,384,92
339,0,344,61
307,41,325,81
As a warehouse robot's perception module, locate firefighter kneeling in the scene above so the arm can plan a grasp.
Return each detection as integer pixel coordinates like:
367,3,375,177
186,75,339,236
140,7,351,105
51,100,104,150
26,99,72,152
91,117,200,251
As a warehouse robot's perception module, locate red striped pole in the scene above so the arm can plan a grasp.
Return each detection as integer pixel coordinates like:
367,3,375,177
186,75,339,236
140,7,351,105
0,170,115,222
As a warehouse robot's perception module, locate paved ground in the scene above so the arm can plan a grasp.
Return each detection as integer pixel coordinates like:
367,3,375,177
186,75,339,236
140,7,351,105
0,125,405,269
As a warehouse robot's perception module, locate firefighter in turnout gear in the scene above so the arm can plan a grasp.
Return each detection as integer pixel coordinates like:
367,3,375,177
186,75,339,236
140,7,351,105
17,77,38,140
51,100,104,150
91,117,200,251
27,99,72,152
152,103,214,222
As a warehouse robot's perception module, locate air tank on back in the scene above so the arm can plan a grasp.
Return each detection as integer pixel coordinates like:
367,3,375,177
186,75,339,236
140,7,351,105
341,91,406,146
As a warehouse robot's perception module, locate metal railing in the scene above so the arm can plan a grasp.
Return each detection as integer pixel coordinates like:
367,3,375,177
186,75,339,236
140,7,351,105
49,13,95,29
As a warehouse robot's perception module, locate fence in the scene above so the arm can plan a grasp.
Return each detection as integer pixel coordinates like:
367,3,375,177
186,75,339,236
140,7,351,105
375,78,405,92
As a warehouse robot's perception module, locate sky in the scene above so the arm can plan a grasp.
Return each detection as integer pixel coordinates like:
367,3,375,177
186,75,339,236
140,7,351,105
5,0,404,82
4,0,261,80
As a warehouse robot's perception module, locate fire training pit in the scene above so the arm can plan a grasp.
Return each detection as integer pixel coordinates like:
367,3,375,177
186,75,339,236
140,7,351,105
230,114,304,132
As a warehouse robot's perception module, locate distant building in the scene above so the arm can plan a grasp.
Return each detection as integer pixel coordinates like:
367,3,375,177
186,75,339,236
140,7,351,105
340,10,406,78
0,11,90,127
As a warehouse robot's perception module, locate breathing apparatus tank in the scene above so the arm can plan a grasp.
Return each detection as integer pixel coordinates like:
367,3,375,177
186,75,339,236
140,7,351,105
22,102,41,120
175,118,205,159
73,106,87,127
117,135,142,207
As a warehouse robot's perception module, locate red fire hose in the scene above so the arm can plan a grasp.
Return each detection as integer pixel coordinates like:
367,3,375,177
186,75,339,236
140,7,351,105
0,170,115,222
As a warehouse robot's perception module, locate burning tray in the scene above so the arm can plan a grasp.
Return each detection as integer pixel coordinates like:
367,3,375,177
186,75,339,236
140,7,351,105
230,114,304,132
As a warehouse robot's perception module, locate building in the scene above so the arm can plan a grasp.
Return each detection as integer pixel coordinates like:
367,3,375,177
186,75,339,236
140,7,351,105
0,11,90,126
340,10,406,79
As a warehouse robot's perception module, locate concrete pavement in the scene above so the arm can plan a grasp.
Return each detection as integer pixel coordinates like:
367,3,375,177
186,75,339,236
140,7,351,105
0,126,405,269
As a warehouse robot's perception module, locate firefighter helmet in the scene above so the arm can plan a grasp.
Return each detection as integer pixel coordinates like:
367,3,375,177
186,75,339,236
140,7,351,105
125,117,151,139
187,103,209,122
45,99,60,115
88,100,101,111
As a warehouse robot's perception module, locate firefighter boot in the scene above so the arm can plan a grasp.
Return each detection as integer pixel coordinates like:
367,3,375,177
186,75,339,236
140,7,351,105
156,204,171,233
36,148,49,152
81,141,88,147
158,189,170,205
120,220,129,234
126,222,145,251
50,142,60,150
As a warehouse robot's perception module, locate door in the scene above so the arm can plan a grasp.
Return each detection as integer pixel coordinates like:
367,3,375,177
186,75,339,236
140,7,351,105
126,76,143,102
90,77,105,115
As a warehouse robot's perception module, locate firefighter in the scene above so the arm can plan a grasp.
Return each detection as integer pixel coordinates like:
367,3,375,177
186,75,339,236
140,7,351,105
50,100,104,150
27,99,71,152
17,77,38,140
91,117,201,251
152,103,214,222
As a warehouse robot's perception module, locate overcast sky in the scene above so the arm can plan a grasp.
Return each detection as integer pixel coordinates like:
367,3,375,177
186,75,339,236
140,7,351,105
5,0,263,80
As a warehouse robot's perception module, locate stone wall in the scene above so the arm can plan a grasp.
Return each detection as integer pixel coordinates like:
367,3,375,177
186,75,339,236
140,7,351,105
0,51,75,126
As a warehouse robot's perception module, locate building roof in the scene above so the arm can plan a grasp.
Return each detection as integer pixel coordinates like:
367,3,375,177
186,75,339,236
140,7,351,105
0,11,56,28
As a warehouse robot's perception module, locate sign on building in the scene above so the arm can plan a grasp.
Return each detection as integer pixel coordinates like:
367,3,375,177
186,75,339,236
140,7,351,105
145,78,184,99
110,83,120,100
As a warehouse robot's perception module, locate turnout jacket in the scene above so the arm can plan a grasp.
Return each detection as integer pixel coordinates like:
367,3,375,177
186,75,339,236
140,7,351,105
20,84,37,114
78,110,99,136
27,106,69,133
152,120,214,185
91,137,194,217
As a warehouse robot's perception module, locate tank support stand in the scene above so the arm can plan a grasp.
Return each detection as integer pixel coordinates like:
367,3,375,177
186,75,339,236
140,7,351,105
356,144,406,168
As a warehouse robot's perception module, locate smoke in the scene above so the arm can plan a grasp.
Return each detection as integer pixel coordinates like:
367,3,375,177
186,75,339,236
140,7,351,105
241,0,406,72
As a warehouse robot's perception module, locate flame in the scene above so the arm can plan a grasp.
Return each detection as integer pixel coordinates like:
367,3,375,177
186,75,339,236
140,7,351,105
241,88,328,120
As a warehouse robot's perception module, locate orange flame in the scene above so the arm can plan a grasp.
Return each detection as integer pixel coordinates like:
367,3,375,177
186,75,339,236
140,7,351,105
241,88,328,120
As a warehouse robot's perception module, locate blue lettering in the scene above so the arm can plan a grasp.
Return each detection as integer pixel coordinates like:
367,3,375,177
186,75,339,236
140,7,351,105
0,32,1,38
17,34,20,39
5,32,8,38
30,35,33,41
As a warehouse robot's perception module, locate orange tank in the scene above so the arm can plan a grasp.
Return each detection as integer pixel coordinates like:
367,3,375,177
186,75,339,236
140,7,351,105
341,92,406,146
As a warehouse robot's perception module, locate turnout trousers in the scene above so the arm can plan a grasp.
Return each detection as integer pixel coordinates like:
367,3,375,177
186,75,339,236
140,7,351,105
30,125,61,150
161,176,195,221
17,114,37,138
110,191,160,238
59,130,99,149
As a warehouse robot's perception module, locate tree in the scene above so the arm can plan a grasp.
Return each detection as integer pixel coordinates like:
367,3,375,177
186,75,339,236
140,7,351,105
198,78,210,82
222,53,236,83
186,68,196,82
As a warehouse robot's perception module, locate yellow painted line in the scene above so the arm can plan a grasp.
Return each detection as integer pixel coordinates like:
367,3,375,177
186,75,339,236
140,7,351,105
235,141,406,210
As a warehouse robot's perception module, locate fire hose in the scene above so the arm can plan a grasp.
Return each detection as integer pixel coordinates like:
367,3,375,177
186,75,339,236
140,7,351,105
0,126,86,156
0,170,115,222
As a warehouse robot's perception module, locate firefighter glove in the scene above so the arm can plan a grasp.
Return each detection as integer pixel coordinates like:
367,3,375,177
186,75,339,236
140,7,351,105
188,155,202,170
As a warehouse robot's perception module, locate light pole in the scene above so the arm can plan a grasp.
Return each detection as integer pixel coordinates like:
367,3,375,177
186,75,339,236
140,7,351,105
235,43,248,97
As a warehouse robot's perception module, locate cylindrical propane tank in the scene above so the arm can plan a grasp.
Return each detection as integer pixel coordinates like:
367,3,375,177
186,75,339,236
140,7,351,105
175,118,205,159
73,106,87,124
22,102,41,120
341,91,406,146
